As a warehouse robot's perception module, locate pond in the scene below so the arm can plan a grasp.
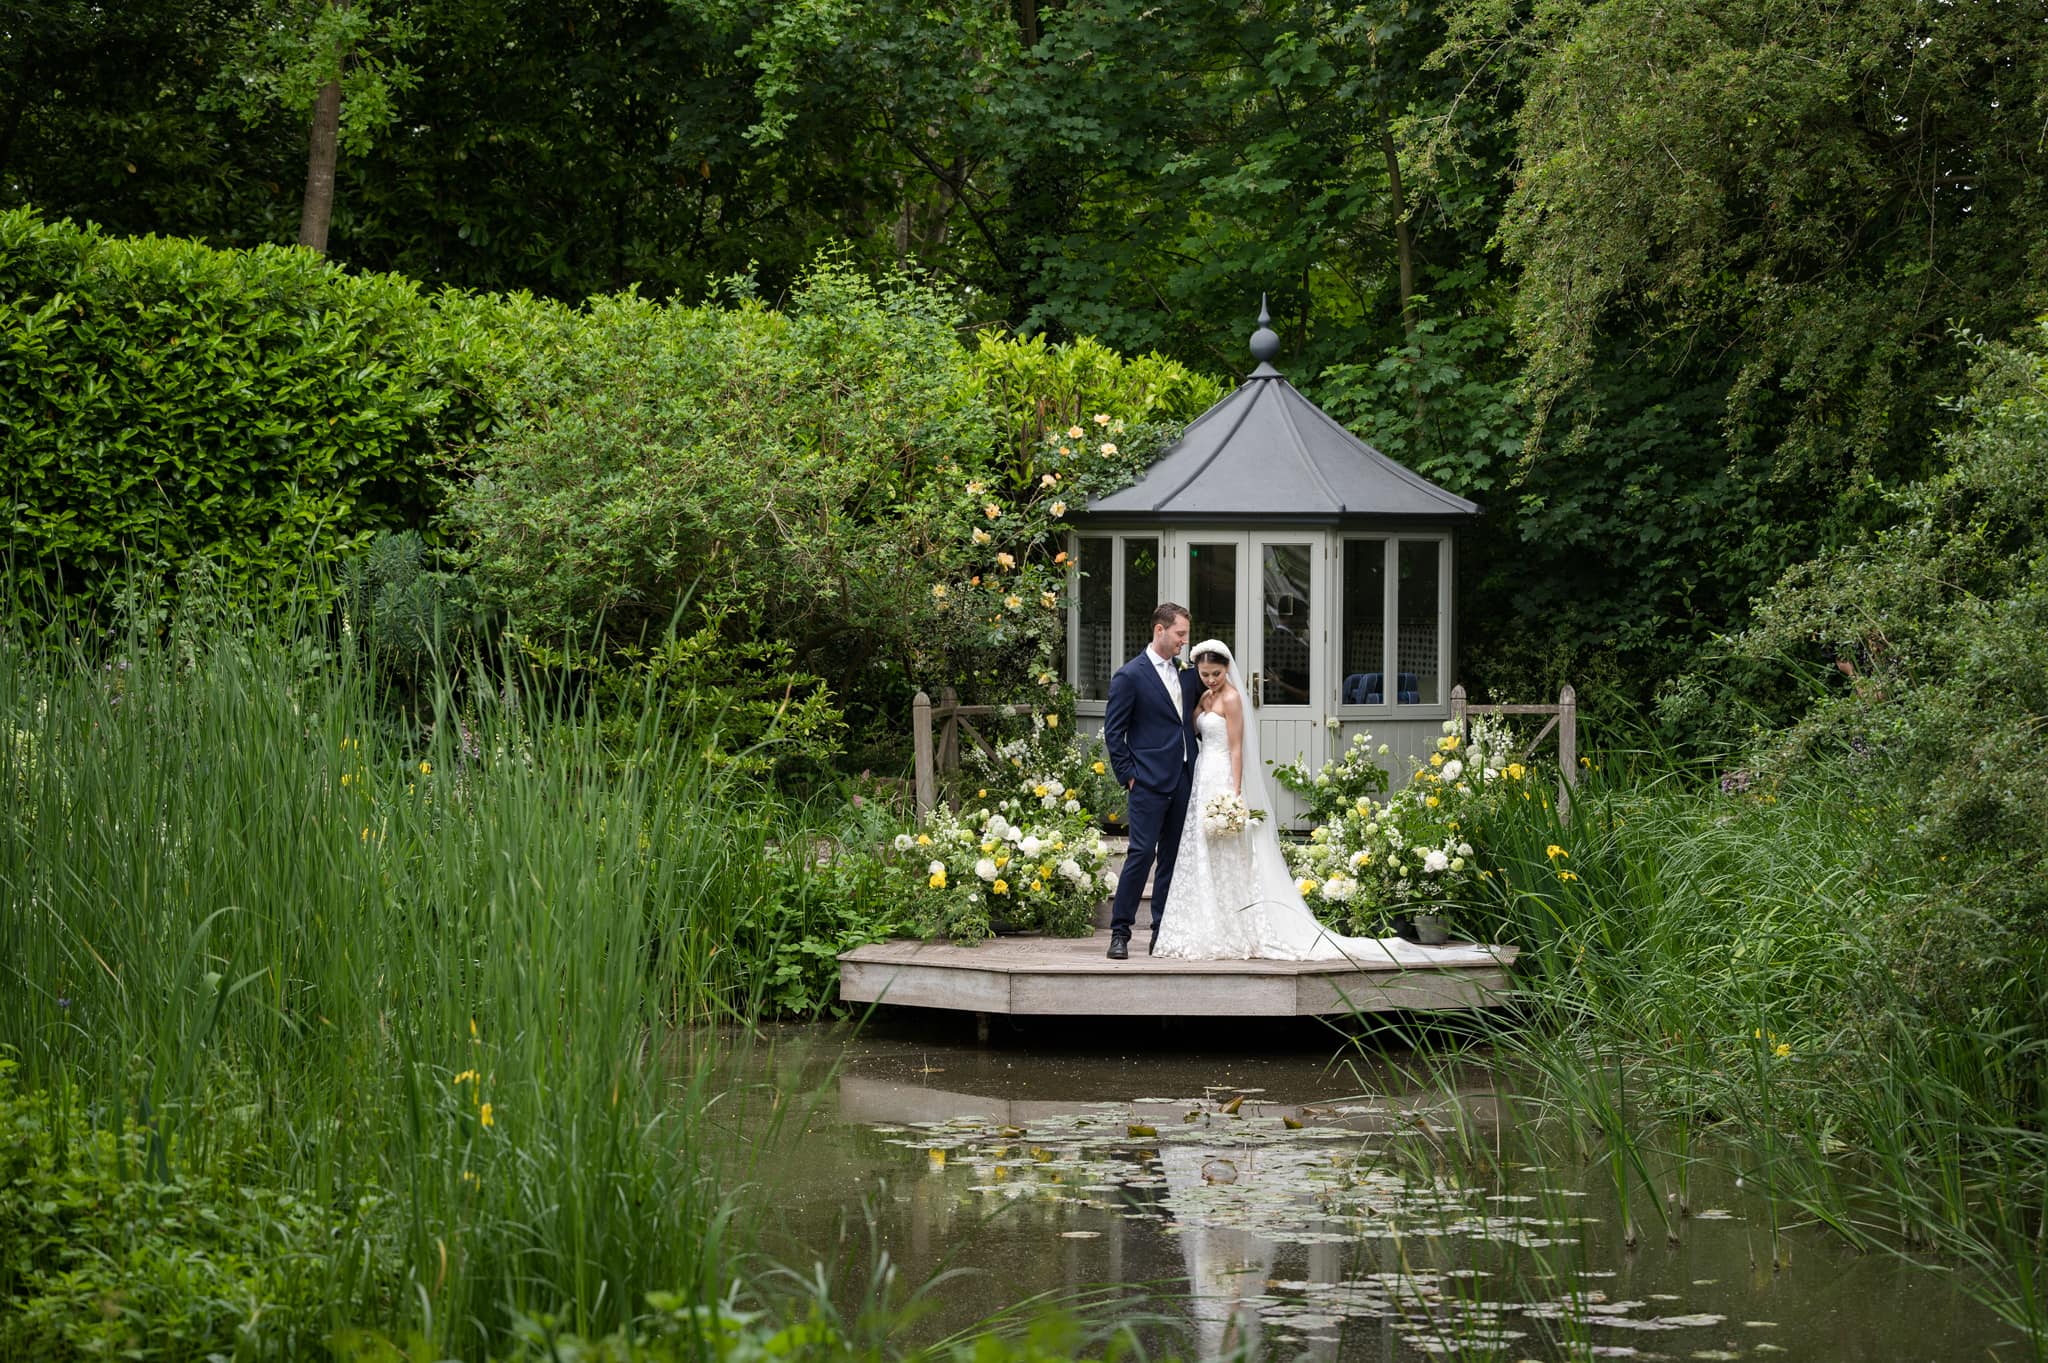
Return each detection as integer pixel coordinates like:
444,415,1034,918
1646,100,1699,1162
746,1014,2019,1362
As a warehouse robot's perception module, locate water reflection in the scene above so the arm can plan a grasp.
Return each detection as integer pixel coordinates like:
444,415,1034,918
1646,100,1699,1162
747,1022,2015,1362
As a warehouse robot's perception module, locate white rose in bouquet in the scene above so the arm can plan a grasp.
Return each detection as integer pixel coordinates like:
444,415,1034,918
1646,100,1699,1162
1201,792,1264,837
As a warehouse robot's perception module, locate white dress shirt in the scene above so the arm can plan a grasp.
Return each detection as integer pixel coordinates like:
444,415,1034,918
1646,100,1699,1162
1149,647,1185,759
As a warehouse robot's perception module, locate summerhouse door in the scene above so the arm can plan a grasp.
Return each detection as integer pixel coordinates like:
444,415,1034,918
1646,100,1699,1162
1246,534,1328,828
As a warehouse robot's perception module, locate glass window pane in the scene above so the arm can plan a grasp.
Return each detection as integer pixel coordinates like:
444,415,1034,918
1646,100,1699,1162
1120,537,1158,662
1186,541,1238,658
1396,540,1440,705
1075,537,1113,699
1340,539,1387,704
1261,542,1312,705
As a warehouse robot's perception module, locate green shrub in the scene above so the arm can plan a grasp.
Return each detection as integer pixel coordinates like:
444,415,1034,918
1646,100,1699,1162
446,261,1208,766
340,529,485,698
0,207,490,626
965,330,1225,468
1712,325,2048,1032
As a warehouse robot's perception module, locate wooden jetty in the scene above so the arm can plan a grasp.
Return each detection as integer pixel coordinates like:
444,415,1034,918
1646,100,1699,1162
837,931,1517,1018
840,837,1518,1021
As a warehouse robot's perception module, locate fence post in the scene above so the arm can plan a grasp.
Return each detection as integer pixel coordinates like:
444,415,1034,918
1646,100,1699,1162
912,689,934,818
938,685,960,774
1450,683,1468,747
1557,683,1577,824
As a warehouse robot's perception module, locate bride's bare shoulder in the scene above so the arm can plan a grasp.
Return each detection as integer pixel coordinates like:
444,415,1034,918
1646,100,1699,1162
1216,686,1244,716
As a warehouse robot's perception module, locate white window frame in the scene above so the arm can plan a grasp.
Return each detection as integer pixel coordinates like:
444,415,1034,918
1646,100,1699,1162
1068,529,1163,716
1333,533,1452,718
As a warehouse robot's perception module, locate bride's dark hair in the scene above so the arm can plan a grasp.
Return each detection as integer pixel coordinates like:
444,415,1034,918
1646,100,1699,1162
1191,649,1231,668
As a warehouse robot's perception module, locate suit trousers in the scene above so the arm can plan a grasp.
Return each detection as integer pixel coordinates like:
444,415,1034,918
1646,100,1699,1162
1109,771,1192,937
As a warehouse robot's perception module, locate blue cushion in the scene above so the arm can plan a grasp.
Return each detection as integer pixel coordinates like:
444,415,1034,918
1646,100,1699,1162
1397,672,1420,705
1344,672,1387,704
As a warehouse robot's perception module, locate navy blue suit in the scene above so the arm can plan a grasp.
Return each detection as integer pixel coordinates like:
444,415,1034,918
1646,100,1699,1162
1103,648,1203,940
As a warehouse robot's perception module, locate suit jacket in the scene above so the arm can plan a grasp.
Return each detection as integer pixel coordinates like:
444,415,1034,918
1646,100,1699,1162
1103,649,1202,794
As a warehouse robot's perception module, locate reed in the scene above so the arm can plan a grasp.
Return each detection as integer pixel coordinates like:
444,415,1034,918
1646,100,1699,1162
0,619,827,1357
1440,730,2048,1353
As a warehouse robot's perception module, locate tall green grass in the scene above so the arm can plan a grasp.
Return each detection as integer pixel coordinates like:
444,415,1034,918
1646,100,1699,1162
0,621,825,1357
1445,738,2048,1353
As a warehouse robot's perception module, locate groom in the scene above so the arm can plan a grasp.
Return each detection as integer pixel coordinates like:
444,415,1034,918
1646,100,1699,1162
1102,602,1203,960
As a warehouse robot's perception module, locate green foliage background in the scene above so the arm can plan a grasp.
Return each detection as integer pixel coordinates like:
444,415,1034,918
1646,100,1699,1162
8,0,2048,704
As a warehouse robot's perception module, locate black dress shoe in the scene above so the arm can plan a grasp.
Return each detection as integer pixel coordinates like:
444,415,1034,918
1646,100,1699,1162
1106,934,1130,960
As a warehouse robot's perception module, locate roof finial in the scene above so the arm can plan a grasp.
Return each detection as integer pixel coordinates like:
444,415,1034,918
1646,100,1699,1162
1249,293,1281,367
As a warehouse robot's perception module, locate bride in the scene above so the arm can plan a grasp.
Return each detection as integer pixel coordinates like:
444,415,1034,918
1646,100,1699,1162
1151,639,1499,965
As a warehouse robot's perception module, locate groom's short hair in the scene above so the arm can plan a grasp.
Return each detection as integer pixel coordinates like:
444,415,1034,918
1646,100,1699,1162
1151,601,1190,631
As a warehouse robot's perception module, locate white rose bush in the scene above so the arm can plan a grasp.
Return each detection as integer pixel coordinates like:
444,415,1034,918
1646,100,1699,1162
894,796,1116,941
841,721,1124,943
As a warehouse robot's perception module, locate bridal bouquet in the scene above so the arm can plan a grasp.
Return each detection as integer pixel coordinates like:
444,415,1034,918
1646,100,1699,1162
1201,792,1265,837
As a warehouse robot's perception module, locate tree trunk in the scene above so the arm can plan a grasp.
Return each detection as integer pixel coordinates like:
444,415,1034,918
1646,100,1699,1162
1381,121,1422,422
297,0,349,254
1380,124,1416,345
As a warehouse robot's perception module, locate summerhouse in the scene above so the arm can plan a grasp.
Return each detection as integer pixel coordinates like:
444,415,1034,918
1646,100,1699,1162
1066,305,1481,824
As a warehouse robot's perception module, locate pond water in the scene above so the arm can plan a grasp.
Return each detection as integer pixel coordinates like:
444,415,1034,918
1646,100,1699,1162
745,1015,2020,1362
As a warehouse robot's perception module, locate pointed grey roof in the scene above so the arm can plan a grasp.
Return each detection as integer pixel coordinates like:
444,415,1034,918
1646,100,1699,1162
1081,302,1480,524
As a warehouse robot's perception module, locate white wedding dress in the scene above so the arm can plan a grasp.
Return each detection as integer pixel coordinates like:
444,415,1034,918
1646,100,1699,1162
1154,696,1503,966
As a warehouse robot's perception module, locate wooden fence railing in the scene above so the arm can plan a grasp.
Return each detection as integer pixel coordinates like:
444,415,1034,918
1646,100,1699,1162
1448,683,1580,822
911,686,1039,817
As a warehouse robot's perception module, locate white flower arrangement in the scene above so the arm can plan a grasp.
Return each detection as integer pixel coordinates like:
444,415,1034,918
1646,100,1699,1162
1280,713,1544,935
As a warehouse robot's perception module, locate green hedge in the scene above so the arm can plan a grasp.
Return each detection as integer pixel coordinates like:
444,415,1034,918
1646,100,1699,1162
0,207,491,623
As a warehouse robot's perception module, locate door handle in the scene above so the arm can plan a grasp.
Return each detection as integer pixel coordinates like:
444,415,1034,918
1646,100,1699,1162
1250,670,1262,707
